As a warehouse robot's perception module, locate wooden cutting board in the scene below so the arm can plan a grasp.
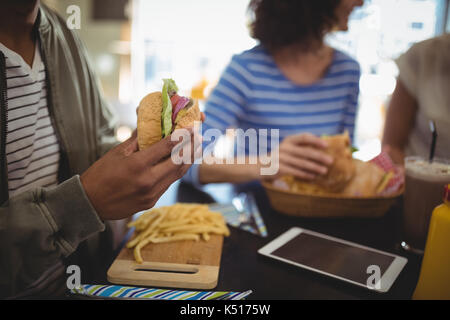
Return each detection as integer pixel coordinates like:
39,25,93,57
107,235,224,290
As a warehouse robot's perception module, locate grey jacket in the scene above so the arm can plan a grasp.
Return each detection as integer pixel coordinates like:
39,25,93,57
0,5,119,297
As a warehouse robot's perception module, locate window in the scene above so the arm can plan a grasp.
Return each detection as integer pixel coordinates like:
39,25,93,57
129,0,447,160
328,0,447,160
130,0,255,109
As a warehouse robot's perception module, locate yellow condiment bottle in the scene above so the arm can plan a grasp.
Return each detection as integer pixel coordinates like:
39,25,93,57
413,184,450,300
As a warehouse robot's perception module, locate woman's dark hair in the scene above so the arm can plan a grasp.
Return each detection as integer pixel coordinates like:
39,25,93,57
248,0,341,52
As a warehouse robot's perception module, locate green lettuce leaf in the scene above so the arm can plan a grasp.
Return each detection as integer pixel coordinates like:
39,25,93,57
161,79,179,137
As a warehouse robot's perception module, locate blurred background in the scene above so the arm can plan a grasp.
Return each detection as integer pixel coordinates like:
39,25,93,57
44,0,449,160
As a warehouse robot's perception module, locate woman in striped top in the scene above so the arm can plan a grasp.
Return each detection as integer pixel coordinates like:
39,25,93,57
184,0,363,186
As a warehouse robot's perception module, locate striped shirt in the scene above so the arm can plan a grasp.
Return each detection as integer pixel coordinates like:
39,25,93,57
1,42,60,197
184,45,360,185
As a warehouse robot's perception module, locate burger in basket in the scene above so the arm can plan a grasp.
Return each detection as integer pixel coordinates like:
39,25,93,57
274,132,395,198
137,79,201,150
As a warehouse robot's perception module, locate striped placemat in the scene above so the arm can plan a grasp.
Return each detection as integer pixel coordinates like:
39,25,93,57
70,285,252,300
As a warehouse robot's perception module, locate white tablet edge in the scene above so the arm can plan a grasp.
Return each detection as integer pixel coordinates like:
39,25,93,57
257,227,302,256
377,255,408,293
258,227,408,293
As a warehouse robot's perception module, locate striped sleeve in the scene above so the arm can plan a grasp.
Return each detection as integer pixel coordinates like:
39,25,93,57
182,56,251,186
202,56,250,132
342,63,360,142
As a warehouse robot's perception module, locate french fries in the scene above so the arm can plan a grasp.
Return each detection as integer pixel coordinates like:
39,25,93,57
126,203,230,263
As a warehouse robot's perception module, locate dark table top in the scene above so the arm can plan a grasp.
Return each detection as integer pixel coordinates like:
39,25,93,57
100,181,421,301
171,181,422,300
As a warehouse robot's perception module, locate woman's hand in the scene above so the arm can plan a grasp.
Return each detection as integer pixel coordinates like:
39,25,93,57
265,133,334,181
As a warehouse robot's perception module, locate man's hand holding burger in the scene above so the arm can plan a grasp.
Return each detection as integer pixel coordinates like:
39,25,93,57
81,130,199,221
81,79,202,221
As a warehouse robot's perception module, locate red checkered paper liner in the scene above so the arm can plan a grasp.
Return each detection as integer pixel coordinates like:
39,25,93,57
369,151,404,195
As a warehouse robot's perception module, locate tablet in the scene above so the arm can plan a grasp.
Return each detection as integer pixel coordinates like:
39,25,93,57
258,227,407,293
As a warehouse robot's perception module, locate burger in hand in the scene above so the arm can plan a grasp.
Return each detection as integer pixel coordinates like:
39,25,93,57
137,79,201,151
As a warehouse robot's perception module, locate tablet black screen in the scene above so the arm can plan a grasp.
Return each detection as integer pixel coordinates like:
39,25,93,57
271,232,395,285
